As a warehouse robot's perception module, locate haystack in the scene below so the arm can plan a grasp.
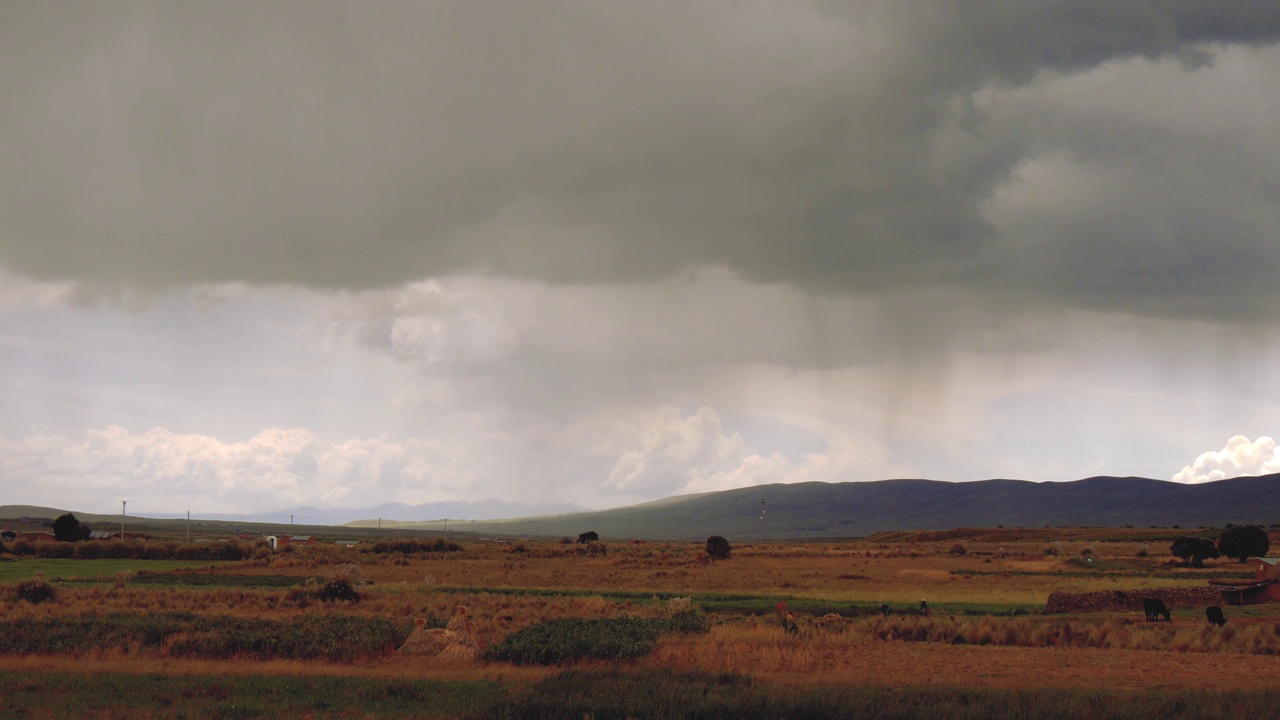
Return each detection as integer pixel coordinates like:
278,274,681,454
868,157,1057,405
399,605,479,662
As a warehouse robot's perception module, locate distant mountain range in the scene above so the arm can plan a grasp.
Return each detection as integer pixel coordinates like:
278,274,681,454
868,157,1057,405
131,499,589,525
0,500,584,527
5,474,1279,541
407,474,1280,540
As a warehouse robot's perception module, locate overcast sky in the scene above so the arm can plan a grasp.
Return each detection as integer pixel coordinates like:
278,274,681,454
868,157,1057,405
2,1,1280,516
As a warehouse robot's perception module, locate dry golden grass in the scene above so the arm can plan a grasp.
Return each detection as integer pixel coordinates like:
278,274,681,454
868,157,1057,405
2,529,1273,694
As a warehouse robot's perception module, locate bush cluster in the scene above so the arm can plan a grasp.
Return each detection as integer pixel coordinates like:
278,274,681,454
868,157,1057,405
368,538,463,554
0,539,255,561
484,610,710,665
317,577,361,603
0,612,412,662
481,669,1280,720
3,580,57,604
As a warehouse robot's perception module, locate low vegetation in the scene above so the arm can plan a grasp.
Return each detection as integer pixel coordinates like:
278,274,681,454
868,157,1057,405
0,524,1277,718
484,610,710,665
0,612,413,661
369,538,463,554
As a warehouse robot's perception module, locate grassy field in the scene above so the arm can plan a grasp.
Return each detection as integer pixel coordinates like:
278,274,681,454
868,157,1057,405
1,527,1277,718
0,558,230,583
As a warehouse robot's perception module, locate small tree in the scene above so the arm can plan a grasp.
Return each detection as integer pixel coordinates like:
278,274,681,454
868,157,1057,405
577,531,599,544
52,513,90,542
705,535,731,561
1170,536,1220,567
1218,525,1270,563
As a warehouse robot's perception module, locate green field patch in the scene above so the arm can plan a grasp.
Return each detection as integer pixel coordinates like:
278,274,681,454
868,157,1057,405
0,612,414,662
128,572,305,588
485,610,710,665
482,669,1280,720
424,584,1040,618
8,668,1280,720
0,671,503,720
0,558,227,583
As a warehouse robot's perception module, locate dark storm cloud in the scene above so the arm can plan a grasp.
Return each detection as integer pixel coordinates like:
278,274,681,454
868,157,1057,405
1,1,1278,319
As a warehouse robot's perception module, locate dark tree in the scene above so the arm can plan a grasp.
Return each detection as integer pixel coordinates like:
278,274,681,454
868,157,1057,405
705,535,732,561
1170,536,1220,567
577,531,599,544
52,513,90,542
1218,525,1270,563
0,530,15,541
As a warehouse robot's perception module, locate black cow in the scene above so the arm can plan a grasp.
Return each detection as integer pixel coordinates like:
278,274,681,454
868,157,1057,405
880,603,890,617
1143,598,1171,622
1206,606,1226,626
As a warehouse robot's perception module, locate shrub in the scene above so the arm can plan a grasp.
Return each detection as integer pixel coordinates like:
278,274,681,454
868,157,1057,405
1171,536,1220,567
485,618,646,665
34,541,75,558
9,540,35,556
1219,525,1270,563
318,577,361,603
577,531,599,544
52,513,91,542
0,613,411,661
369,538,462,554
705,536,731,561
1043,545,1059,557
13,580,56,604
948,543,967,556
659,609,710,635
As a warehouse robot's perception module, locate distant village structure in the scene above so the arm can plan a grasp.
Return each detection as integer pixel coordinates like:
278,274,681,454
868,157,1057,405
1210,557,1280,605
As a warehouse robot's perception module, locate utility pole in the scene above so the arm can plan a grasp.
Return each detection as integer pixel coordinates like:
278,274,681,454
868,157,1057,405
759,498,766,543
121,500,127,539
186,510,190,543
290,514,293,527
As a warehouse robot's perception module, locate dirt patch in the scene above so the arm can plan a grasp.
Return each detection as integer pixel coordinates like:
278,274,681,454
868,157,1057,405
1044,587,1226,614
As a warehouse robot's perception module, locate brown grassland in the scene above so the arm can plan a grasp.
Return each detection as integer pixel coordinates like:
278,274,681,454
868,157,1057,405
3,527,1280,717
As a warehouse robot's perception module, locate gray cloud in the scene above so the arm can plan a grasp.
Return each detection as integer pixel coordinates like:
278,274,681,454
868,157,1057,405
2,1,1278,322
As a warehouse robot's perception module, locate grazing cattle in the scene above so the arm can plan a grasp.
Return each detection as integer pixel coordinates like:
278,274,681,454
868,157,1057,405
1143,598,1171,622
920,599,931,617
1206,606,1226,626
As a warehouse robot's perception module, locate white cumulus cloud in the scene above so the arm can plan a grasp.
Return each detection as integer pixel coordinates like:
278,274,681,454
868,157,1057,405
561,404,812,497
0,426,477,513
1172,435,1280,483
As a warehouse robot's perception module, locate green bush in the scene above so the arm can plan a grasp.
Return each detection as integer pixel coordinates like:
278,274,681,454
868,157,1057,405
485,610,709,666
12,580,57,604
369,538,463,554
0,613,412,662
705,535,732,561
658,609,711,635
477,669,1280,720
318,577,361,603
485,617,659,665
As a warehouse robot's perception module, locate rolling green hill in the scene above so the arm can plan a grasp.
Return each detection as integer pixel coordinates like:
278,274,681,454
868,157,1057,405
393,474,1280,541
7,474,1279,542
